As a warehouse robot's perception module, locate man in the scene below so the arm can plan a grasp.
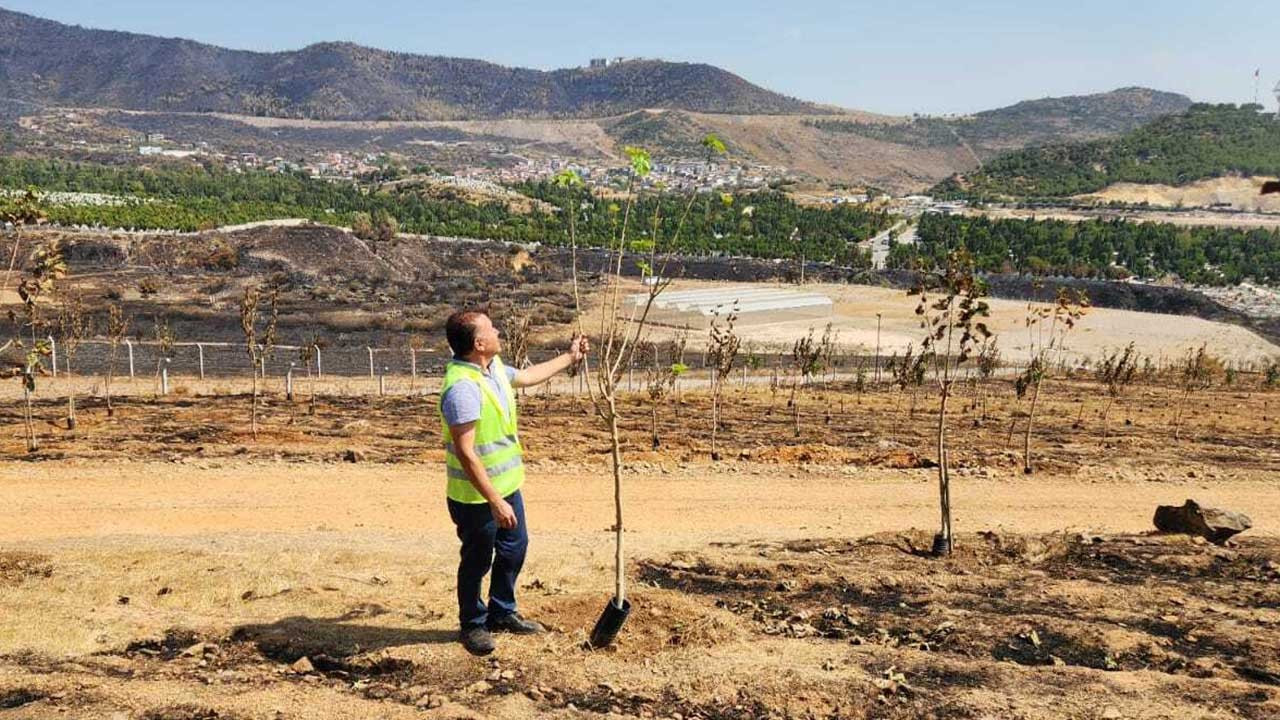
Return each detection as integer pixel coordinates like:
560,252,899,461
439,309,588,656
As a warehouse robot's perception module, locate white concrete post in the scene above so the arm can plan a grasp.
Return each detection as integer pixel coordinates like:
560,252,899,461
126,339,135,379
160,360,170,396
47,336,57,377
286,363,295,401
410,349,417,380
367,347,375,378
197,343,205,380
378,367,387,397
314,345,323,379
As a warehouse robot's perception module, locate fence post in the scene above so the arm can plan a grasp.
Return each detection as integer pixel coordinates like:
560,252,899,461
286,363,295,401
258,344,266,379
379,366,387,397
126,339,135,379
314,345,323,379
197,343,205,380
48,335,57,377
411,348,417,382
160,359,170,396
367,347,375,378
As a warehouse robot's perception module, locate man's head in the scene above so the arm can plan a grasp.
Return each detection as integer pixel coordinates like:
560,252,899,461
446,310,501,363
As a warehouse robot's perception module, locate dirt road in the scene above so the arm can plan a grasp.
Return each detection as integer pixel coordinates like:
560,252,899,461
4,461,1277,545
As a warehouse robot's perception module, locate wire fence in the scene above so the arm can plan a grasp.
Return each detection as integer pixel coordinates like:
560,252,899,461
43,339,444,381
21,334,1270,401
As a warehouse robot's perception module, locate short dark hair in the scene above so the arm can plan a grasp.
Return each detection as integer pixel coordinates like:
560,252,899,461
445,310,485,358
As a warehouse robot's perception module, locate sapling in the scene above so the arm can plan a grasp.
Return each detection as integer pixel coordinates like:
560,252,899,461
150,315,176,394
10,236,65,452
55,292,91,429
565,141,718,644
1173,344,1219,441
974,336,1000,425
707,303,741,461
239,286,279,440
1094,342,1138,437
788,327,823,438
104,303,129,417
642,341,686,449
1015,288,1088,474
909,248,991,554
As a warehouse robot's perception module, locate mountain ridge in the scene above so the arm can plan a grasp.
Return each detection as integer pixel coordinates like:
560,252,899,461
0,7,820,120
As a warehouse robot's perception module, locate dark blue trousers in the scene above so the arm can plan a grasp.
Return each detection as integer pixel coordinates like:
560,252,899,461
447,489,528,630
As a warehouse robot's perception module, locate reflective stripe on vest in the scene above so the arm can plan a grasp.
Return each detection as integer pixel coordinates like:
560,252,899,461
439,356,525,504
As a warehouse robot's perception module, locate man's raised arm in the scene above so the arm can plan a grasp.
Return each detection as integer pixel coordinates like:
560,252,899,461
512,335,588,388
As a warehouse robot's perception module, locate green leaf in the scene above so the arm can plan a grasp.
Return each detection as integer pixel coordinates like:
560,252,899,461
624,146,652,178
552,169,583,188
670,362,689,376
702,133,727,156
719,192,734,207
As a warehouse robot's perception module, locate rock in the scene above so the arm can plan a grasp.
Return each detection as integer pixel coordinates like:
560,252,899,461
290,656,315,674
1153,499,1252,545
180,642,209,657
1100,707,1122,720
343,448,366,463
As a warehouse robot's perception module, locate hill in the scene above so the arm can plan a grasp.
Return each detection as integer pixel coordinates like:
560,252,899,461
804,87,1192,161
935,103,1280,198
0,7,817,120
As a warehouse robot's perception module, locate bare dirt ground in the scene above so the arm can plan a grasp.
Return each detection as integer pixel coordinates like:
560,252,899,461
2,375,1279,719
613,279,1280,367
1075,177,1280,215
972,205,1280,231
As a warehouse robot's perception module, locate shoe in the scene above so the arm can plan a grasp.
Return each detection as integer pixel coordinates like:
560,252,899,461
486,612,544,635
459,626,496,656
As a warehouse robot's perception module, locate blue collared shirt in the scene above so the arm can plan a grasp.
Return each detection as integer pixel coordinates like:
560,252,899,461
440,357,518,427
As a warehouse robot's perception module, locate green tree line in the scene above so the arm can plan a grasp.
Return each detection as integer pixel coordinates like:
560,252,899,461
891,213,1280,286
934,104,1280,199
0,157,892,263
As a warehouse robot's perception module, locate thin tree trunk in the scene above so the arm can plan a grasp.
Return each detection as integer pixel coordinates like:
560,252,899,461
608,401,625,606
67,394,76,430
106,345,117,417
1173,389,1191,441
1101,397,1115,438
23,381,37,452
792,382,801,437
711,375,719,461
937,384,952,552
650,402,659,449
251,362,260,440
1023,379,1042,473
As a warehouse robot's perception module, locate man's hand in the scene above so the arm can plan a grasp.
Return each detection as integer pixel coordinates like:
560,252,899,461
569,334,590,363
491,498,518,529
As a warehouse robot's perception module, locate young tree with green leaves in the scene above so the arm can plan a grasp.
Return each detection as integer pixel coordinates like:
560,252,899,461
10,233,65,452
909,248,992,554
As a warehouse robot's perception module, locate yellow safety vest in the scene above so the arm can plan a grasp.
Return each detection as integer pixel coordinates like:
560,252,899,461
439,357,525,503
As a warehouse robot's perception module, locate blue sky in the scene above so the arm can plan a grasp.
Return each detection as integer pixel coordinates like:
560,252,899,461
12,1,1278,115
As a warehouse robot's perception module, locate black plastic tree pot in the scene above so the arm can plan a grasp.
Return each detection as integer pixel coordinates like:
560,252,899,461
932,532,953,556
588,597,632,649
